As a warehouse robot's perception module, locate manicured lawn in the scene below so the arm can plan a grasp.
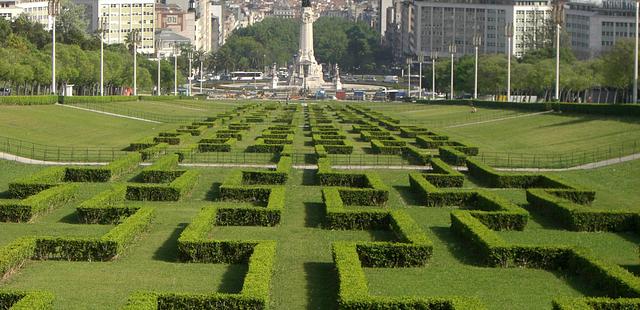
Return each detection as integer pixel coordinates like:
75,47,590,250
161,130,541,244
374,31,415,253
1,101,640,309
0,105,175,147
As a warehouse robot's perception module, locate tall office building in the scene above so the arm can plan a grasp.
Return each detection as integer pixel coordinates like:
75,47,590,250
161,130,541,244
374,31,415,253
566,0,637,59
0,0,50,28
407,0,553,58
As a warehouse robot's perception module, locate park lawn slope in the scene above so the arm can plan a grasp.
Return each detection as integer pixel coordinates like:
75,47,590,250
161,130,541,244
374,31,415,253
0,105,175,147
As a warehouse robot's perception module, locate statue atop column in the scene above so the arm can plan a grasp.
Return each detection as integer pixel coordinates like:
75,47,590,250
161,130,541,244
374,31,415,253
288,0,325,90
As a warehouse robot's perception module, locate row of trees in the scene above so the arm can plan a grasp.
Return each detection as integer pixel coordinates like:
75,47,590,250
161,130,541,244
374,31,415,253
208,17,392,74
0,9,185,95
416,40,637,103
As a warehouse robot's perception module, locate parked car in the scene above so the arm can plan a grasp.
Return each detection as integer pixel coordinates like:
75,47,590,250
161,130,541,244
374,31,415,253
0,88,11,96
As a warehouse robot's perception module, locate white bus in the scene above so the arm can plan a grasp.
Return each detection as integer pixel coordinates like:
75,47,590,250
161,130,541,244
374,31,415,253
230,71,264,81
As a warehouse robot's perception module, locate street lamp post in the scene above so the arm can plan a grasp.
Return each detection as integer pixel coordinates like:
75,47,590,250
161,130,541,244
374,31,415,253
406,57,412,98
473,34,482,100
173,43,179,96
634,0,639,103
506,23,513,102
449,43,456,100
553,0,564,101
131,29,141,96
156,40,162,96
99,17,108,96
187,50,193,97
418,52,424,99
431,51,438,100
48,0,60,95
199,56,203,94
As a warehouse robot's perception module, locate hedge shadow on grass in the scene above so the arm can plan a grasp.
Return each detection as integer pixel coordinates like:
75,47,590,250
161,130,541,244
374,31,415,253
304,202,324,228
205,182,222,201
152,223,188,262
0,191,10,199
392,185,423,206
302,169,318,186
217,263,249,294
429,226,485,267
521,204,567,230
303,262,339,310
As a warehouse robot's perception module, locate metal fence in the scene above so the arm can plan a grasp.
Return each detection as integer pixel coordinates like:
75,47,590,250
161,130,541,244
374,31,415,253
0,136,128,162
477,140,640,169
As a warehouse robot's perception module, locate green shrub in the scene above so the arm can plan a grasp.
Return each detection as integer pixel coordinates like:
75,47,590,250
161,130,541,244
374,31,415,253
402,146,432,165
64,153,142,182
126,170,199,201
439,146,468,166
138,154,181,183
0,290,54,309
0,237,36,278
0,96,58,105
76,185,139,224
139,143,168,161
527,189,638,232
246,139,285,153
101,207,155,255
60,95,132,104
0,184,77,222
9,167,66,199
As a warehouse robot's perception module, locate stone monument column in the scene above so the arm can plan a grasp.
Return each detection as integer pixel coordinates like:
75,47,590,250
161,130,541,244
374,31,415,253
290,0,324,91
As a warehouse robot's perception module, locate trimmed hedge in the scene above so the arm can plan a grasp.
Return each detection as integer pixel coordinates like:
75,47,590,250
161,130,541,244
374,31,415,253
0,96,58,105
317,158,389,206
60,95,132,104
217,187,285,227
439,146,468,166
0,291,54,309
138,154,181,183
0,237,36,279
246,139,285,153
450,209,640,297
332,242,484,309
33,206,154,261
126,170,199,201
0,184,77,222
527,189,638,232
553,297,640,310
76,185,139,224
139,143,168,161
9,167,66,199
64,153,142,182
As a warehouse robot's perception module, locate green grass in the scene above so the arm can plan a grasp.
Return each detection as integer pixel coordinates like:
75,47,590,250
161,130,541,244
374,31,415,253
0,105,175,147
1,101,640,309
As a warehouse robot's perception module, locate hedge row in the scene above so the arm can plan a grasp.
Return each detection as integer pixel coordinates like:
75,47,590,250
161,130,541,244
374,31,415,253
466,157,588,192
552,297,640,310
409,173,528,230
0,237,36,279
238,157,292,186
332,242,484,309
450,209,640,297
0,184,77,222
33,206,154,261
76,185,139,224
126,170,199,201
60,95,132,104
371,139,405,155
153,133,189,145
128,138,157,151
402,145,432,165
216,201,282,227
399,126,433,138
246,139,286,153
422,158,465,188
139,143,168,161
198,138,237,152
64,153,142,182
0,290,53,309
9,167,66,199
438,146,468,166
0,95,58,105
177,125,207,136
138,154,181,183
527,189,638,232
317,158,389,205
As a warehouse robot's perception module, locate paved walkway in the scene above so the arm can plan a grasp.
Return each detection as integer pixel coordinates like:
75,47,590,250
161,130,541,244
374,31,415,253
0,152,108,166
56,104,163,124
444,111,553,128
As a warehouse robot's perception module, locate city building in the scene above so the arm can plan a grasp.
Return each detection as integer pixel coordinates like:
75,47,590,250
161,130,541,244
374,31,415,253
406,0,554,58
0,0,49,28
566,0,637,59
155,27,190,57
156,3,194,43
378,0,393,37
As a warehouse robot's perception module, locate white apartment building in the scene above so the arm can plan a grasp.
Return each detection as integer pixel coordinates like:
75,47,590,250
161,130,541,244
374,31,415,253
98,0,156,54
566,0,637,59
407,0,553,58
0,0,50,28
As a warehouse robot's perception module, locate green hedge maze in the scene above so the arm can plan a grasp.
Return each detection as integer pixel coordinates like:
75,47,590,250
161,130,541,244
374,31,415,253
1,102,640,309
